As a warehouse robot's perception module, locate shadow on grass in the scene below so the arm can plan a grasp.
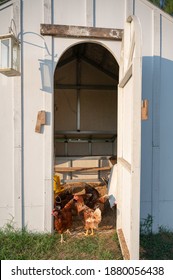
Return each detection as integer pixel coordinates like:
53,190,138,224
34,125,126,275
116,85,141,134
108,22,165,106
140,227,173,260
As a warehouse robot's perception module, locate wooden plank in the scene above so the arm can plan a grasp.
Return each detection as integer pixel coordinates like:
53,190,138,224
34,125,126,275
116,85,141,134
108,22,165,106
54,83,116,90
40,24,123,41
0,33,18,43
54,130,116,135
141,99,149,120
117,229,130,260
82,56,117,81
54,166,111,173
119,64,132,88
35,111,46,133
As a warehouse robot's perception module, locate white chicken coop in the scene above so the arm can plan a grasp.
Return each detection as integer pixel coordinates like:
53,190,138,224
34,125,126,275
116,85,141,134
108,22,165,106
1,0,173,259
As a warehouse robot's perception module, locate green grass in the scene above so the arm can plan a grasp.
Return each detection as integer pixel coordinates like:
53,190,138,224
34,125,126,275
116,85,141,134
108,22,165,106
0,224,122,260
140,227,173,260
0,224,57,260
140,215,173,260
1,220,173,260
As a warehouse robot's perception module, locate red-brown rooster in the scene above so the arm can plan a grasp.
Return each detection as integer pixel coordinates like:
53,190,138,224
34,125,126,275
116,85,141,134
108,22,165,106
52,199,74,243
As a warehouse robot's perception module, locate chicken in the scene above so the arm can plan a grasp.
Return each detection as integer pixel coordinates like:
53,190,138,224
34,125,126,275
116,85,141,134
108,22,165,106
52,199,74,243
73,184,109,210
77,202,102,236
54,188,73,209
54,183,109,212
84,184,100,209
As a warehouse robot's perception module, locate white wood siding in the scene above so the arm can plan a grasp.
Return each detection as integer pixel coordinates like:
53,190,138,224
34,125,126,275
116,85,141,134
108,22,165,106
1,0,173,235
159,14,173,227
0,2,16,228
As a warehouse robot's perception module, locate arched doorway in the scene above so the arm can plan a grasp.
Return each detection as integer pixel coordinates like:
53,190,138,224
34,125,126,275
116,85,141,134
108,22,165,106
54,42,119,183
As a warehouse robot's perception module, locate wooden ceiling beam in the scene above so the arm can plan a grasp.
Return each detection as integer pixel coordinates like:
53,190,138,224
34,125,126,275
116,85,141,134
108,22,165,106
40,24,123,41
57,55,76,68
56,55,118,81
82,56,118,81
54,84,116,90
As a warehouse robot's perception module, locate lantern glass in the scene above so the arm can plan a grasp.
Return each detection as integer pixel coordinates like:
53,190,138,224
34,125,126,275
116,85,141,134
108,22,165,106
0,34,20,76
1,39,10,68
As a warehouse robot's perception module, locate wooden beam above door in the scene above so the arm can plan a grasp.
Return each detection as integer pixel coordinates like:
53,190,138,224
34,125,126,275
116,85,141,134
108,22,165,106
40,24,123,41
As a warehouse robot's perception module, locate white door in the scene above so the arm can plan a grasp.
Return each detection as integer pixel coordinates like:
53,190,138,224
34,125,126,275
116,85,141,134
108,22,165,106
117,15,142,260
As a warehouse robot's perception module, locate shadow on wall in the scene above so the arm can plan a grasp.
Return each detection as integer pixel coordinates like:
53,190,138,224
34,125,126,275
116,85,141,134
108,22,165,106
39,59,55,93
20,31,57,93
140,56,173,229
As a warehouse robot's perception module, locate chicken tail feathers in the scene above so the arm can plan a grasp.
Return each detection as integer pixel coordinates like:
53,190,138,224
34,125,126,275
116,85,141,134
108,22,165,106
93,208,102,224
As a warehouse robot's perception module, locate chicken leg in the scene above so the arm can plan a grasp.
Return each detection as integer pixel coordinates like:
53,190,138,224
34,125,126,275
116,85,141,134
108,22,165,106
85,228,94,236
60,233,65,243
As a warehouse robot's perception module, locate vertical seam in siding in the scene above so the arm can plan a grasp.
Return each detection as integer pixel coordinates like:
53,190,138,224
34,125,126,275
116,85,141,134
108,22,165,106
93,0,96,27
20,0,24,229
151,10,161,232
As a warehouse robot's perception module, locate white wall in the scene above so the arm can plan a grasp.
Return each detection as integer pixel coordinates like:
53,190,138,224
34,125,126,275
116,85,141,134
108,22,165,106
159,14,173,228
22,0,51,231
0,0,122,231
54,0,86,26
0,75,14,227
95,0,125,28
135,0,154,224
1,0,173,232
135,0,173,230
0,1,17,228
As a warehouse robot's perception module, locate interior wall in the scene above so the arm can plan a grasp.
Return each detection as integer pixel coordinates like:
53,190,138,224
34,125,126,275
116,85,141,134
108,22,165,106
54,89,77,131
54,60,117,132
80,90,116,131
54,89,117,133
54,44,118,158
55,156,113,182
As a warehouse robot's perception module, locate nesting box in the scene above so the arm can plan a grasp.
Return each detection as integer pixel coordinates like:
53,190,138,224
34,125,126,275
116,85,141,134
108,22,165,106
0,33,20,76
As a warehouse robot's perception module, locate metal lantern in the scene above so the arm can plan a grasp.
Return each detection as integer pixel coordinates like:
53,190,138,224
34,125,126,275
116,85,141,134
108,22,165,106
0,33,20,76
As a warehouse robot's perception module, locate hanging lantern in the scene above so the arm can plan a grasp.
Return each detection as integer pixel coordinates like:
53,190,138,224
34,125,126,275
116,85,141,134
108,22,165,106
0,33,20,76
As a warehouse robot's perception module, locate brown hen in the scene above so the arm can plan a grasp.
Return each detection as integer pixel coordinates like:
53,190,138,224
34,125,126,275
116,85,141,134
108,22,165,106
52,199,73,243
76,201,102,236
